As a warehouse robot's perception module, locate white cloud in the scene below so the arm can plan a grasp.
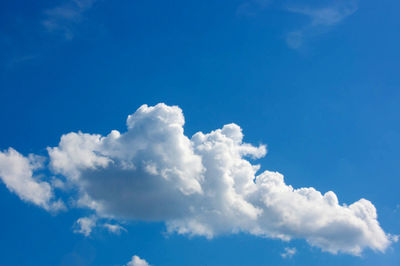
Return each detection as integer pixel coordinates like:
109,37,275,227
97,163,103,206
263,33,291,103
104,223,127,234
48,104,205,221
0,103,395,255
42,0,97,39
0,148,64,211
126,255,150,266
74,216,96,236
281,247,296,258
45,103,393,255
73,217,127,236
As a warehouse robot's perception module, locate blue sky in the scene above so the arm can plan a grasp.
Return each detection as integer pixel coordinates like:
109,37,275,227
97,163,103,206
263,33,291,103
0,0,399,265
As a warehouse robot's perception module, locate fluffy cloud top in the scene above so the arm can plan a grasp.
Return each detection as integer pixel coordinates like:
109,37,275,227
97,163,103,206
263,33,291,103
126,255,150,266
0,103,395,255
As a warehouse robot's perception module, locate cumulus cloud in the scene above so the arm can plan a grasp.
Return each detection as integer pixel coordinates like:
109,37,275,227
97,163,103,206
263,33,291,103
0,103,395,255
48,104,205,221
0,148,64,211
74,216,96,236
125,255,150,266
281,247,296,258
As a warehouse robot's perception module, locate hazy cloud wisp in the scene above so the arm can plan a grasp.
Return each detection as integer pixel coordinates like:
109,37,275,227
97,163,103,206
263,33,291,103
42,0,97,39
285,1,358,49
281,247,297,258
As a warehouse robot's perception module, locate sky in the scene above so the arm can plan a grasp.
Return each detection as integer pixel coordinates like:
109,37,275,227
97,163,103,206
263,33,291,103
0,0,399,265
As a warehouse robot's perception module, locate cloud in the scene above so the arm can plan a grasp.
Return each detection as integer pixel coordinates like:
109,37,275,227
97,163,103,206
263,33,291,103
73,217,127,236
42,0,97,39
104,223,127,234
287,4,358,26
0,148,64,211
0,103,395,255
285,1,358,49
281,247,296,258
125,255,150,266
48,104,205,221
74,216,96,236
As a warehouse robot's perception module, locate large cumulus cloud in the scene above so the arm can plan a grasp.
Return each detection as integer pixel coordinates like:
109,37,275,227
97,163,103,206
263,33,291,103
0,103,395,255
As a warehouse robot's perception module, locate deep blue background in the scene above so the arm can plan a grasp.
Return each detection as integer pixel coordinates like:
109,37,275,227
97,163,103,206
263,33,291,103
0,0,399,265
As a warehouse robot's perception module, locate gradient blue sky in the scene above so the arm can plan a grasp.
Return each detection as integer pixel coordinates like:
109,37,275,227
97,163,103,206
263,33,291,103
0,0,399,265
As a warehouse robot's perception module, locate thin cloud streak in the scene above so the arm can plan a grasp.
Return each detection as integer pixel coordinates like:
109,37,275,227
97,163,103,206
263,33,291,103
42,0,97,39
287,4,358,26
285,1,358,49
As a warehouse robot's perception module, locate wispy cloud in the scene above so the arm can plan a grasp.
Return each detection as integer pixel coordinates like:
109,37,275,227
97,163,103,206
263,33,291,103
287,4,357,26
42,0,97,39
281,247,297,259
104,223,127,235
285,1,358,49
